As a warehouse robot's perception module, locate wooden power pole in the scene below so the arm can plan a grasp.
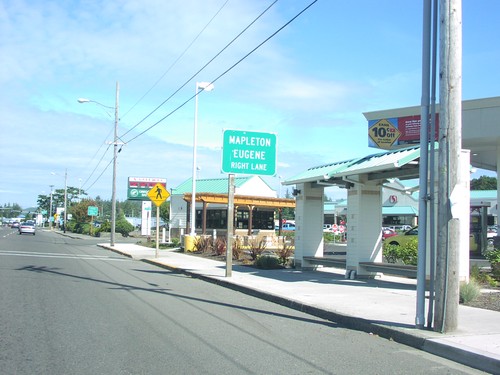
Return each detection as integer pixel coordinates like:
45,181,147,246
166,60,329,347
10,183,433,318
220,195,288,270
434,0,462,333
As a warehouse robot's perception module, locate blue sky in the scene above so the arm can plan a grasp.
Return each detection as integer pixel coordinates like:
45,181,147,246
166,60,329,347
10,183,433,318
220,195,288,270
1,0,499,209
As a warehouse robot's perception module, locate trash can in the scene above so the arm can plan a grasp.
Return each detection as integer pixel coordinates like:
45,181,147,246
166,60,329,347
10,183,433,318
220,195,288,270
184,235,196,252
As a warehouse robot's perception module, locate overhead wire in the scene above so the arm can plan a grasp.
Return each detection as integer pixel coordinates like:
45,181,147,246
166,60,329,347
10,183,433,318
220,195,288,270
124,0,317,145
120,0,231,121
121,0,279,139
81,0,318,195
79,1,232,195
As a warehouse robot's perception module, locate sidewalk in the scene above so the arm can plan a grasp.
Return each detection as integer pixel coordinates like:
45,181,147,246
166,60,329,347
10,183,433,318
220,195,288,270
97,242,500,374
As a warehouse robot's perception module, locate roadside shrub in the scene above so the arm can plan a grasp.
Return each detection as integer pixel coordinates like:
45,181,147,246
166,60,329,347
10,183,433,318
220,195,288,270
115,218,134,237
170,237,181,247
255,255,281,269
460,279,481,304
485,249,500,280
276,240,294,266
232,236,244,260
194,235,213,253
214,237,226,256
470,264,498,287
383,238,418,265
248,237,267,261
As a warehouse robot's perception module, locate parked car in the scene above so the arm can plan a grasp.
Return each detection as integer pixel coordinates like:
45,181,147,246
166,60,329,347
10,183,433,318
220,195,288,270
387,226,478,252
18,222,36,235
282,223,296,231
382,227,398,240
386,227,418,247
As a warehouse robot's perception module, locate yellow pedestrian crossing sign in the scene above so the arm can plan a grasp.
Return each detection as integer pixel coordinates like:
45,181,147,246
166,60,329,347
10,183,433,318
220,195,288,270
147,183,170,207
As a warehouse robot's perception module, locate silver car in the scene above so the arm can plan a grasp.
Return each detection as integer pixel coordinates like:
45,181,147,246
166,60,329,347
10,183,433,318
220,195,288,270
19,222,36,235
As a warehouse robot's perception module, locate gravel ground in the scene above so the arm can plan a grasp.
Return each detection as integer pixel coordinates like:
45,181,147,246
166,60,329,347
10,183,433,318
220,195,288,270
464,289,500,312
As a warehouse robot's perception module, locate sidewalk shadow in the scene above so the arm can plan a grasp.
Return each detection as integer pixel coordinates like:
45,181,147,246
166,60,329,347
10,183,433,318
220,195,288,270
223,264,417,291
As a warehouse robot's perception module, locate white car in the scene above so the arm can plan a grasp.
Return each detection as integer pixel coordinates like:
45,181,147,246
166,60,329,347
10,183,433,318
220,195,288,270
19,222,36,235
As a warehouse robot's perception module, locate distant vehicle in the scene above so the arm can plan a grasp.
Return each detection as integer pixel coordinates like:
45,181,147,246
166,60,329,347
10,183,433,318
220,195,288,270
323,224,335,233
282,223,296,231
382,228,398,240
10,221,20,228
387,224,412,232
386,227,418,247
19,222,36,235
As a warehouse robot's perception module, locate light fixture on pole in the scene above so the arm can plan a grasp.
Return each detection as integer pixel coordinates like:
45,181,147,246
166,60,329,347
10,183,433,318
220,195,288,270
78,81,119,247
190,81,214,237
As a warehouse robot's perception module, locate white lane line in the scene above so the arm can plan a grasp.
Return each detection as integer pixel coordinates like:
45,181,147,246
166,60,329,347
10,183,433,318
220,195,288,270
0,250,130,261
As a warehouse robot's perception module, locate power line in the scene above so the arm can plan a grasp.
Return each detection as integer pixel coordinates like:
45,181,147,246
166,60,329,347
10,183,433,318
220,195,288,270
124,0,317,145
121,0,279,140
120,0,231,121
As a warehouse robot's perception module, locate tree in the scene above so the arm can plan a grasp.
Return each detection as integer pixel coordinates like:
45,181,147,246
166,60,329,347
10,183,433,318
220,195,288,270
470,175,497,190
70,199,97,223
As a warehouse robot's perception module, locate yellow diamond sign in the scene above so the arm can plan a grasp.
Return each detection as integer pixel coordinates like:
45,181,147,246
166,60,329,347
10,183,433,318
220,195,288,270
369,119,401,149
147,183,170,207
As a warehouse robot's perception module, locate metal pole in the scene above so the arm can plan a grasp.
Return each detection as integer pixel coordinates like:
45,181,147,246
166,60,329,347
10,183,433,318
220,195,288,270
226,174,235,277
190,83,200,237
416,0,432,329
427,0,439,329
155,205,160,258
110,81,119,247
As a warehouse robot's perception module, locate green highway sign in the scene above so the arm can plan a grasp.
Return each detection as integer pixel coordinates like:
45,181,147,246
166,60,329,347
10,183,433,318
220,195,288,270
221,129,277,176
127,177,167,200
87,206,99,216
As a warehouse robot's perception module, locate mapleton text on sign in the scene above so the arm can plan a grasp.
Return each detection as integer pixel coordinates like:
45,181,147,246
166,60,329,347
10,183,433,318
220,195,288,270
228,134,272,171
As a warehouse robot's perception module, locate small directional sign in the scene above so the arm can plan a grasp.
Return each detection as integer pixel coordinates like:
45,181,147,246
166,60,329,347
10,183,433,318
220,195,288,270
147,183,170,207
369,119,401,149
87,206,99,216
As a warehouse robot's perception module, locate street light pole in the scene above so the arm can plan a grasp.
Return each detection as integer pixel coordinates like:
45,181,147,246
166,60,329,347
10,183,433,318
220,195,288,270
190,82,214,237
78,81,119,247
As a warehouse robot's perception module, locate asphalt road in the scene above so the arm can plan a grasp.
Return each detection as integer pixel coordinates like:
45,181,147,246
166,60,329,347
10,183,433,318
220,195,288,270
0,227,485,374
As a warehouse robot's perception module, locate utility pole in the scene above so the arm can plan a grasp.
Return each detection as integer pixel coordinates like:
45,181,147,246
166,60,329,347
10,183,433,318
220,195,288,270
434,0,462,333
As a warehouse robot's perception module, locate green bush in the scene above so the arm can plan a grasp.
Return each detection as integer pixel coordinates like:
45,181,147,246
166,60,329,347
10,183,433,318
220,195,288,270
383,238,418,265
470,264,497,287
115,218,134,237
485,249,500,280
255,255,281,269
485,249,500,264
460,279,481,304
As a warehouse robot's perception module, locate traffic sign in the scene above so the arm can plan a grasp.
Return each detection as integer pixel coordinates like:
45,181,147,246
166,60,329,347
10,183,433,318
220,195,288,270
147,183,170,207
369,119,401,149
221,129,277,176
87,206,99,216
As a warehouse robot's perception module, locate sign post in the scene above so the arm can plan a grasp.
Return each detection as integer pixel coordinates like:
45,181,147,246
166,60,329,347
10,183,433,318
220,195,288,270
87,206,99,236
147,183,170,258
